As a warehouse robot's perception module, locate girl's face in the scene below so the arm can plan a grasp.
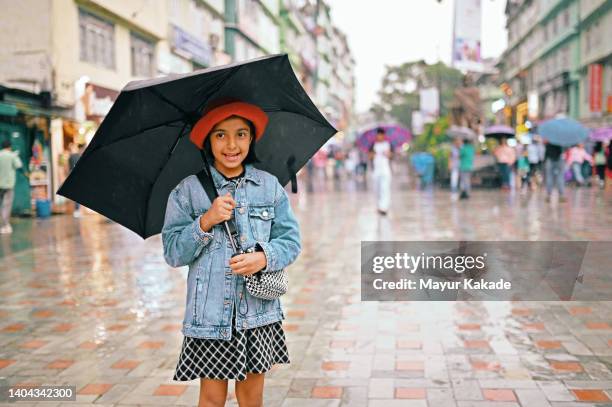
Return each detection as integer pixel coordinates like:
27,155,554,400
209,116,253,175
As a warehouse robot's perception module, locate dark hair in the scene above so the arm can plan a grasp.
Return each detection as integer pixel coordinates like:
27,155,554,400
203,116,260,164
2,140,11,149
594,141,603,153
376,127,385,135
463,138,471,145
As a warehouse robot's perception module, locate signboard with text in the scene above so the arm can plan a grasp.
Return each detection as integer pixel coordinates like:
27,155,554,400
589,63,602,113
452,0,482,72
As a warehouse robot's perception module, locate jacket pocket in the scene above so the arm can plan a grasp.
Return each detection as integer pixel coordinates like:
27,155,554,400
248,205,275,241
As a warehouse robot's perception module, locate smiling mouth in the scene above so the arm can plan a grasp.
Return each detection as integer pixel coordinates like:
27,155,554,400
223,152,241,161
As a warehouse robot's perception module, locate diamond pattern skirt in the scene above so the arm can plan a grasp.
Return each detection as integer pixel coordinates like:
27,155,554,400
172,312,290,382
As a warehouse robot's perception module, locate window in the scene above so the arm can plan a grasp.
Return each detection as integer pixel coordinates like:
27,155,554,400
561,45,570,71
548,22,554,40
79,9,115,69
593,20,601,48
586,27,591,50
563,9,570,27
130,33,155,77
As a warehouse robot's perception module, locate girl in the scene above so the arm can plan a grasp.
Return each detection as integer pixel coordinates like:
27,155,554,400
162,100,301,407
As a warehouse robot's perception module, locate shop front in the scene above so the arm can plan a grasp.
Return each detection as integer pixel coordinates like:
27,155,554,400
0,86,55,216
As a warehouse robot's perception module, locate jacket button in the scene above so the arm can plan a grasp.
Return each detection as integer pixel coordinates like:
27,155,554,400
239,207,245,214
240,235,247,242
262,210,268,217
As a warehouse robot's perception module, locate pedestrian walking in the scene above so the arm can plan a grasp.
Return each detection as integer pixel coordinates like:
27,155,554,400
162,100,301,407
369,127,393,215
494,137,516,190
517,149,530,193
345,147,358,178
449,137,461,195
544,142,566,203
0,140,23,234
565,143,592,187
526,138,541,189
68,143,84,217
459,139,475,200
357,149,369,181
593,141,607,188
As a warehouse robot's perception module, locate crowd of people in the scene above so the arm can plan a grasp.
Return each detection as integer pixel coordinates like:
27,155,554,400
448,135,612,202
303,128,612,215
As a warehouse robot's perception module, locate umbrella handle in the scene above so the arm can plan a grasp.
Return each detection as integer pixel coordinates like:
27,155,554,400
199,149,241,253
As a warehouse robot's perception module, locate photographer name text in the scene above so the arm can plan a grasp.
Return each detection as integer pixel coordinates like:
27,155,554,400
373,278,512,291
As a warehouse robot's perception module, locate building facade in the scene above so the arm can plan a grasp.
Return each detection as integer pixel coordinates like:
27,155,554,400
499,0,611,130
0,0,355,215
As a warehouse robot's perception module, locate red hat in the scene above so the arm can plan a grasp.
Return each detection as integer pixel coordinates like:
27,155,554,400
189,100,269,149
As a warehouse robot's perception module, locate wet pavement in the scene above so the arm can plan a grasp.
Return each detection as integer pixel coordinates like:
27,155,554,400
1,177,612,406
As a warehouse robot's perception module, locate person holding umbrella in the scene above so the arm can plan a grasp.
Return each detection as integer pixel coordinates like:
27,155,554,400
543,141,567,203
369,127,393,215
493,137,516,190
57,55,337,406
163,100,301,406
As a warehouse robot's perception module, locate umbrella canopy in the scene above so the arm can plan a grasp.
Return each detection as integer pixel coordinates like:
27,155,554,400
590,127,612,142
484,124,515,139
446,125,477,140
57,54,336,239
538,117,588,147
355,124,411,152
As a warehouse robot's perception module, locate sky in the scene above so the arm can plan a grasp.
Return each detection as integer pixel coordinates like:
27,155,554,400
326,0,508,113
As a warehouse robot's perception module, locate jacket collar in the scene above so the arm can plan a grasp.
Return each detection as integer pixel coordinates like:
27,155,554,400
209,163,262,188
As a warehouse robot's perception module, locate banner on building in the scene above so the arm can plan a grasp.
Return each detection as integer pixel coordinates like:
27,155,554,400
452,0,482,73
589,64,602,113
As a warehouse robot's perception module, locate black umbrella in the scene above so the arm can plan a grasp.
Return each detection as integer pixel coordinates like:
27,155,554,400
57,54,336,239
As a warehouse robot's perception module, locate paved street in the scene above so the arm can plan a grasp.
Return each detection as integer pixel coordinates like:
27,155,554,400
1,179,612,407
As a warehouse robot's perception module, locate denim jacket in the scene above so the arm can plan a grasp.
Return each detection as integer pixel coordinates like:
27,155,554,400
162,164,301,340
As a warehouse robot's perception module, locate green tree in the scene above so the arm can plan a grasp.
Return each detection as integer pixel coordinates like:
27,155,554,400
371,61,464,130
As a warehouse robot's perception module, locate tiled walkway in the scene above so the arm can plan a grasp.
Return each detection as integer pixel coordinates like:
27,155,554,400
1,181,611,406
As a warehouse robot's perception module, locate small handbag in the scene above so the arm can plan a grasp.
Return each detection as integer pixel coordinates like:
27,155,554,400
241,246,288,300
196,169,288,300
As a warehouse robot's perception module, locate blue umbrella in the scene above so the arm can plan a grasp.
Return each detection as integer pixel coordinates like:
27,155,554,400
538,118,588,147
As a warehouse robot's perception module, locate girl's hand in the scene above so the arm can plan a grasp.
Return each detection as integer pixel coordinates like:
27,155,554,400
200,193,235,231
229,252,267,276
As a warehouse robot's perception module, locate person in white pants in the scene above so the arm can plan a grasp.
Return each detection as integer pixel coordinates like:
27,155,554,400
369,128,393,215
449,138,461,195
